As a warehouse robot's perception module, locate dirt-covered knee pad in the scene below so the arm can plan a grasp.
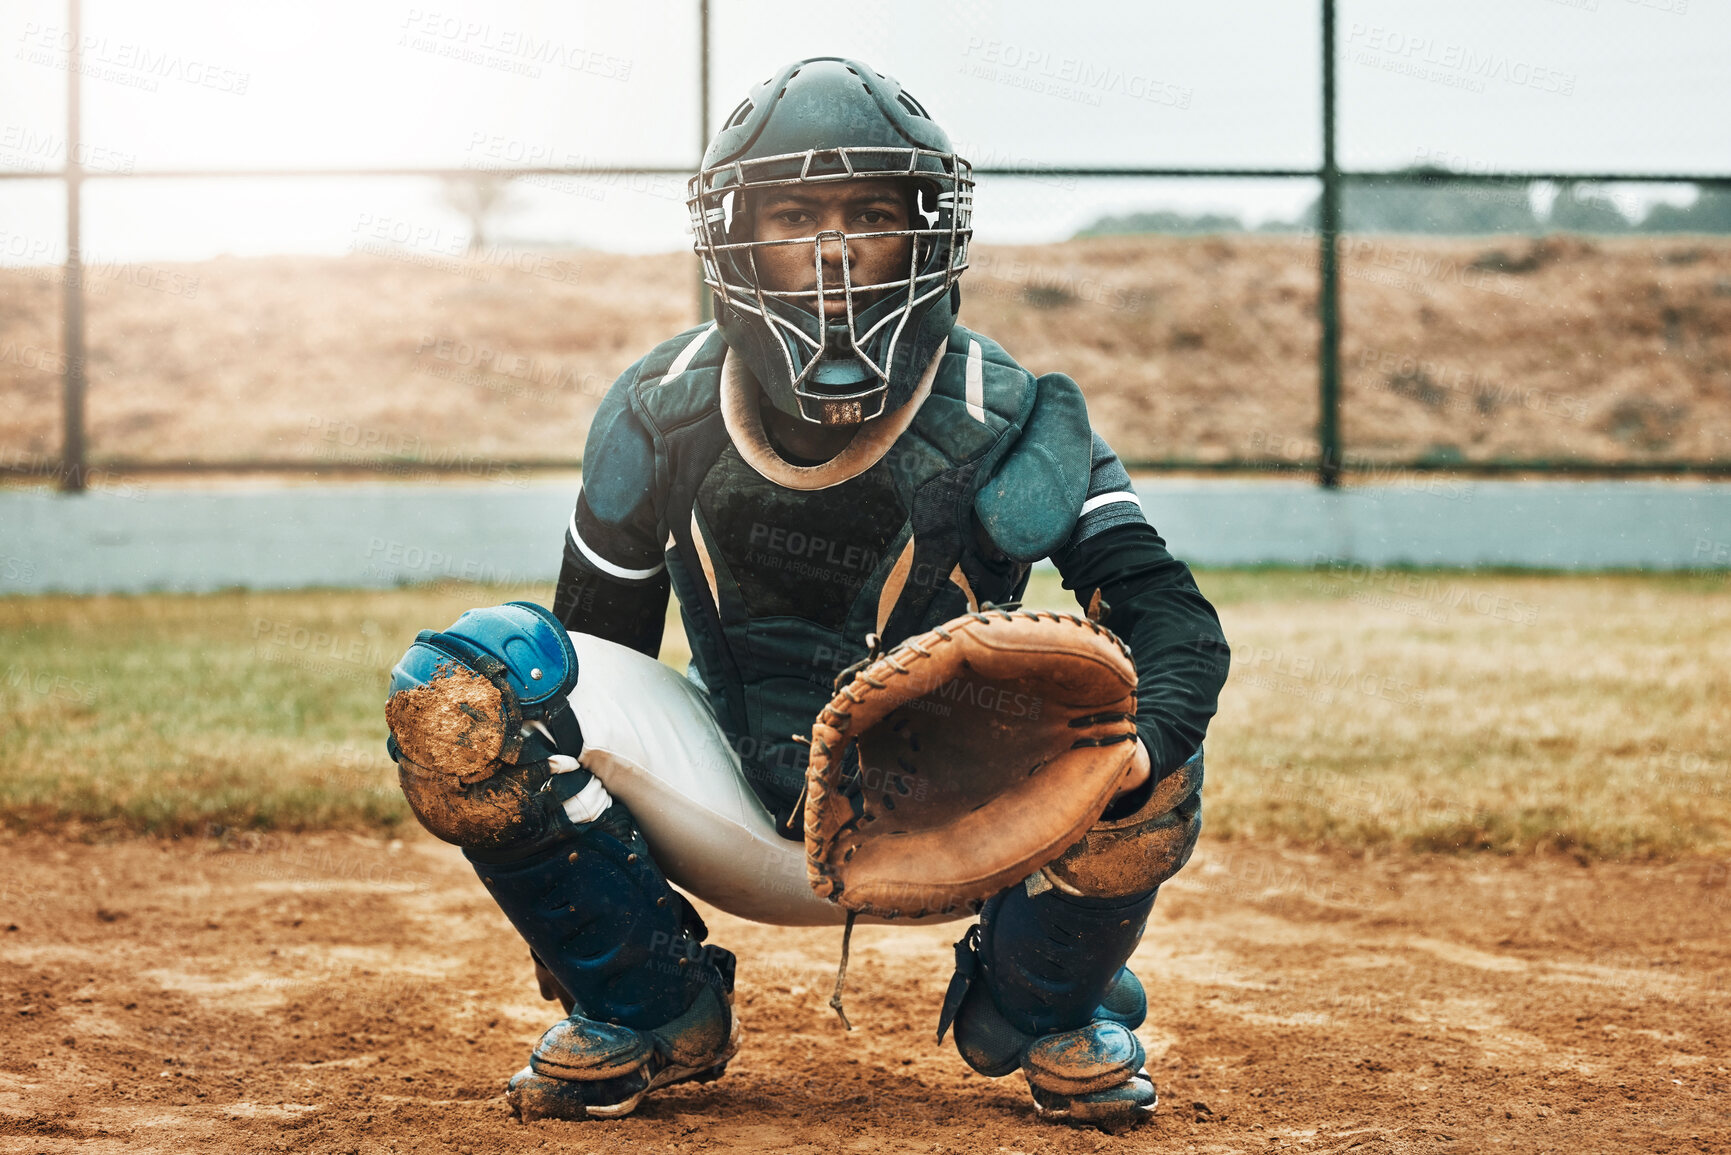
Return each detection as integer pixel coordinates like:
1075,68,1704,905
384,601,584,852
397,755,564,851
1041,745,1204,899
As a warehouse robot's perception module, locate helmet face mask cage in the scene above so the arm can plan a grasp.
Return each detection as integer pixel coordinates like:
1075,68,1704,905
688,145,974,425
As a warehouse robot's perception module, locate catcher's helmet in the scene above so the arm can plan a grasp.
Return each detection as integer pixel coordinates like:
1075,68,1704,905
688,57,973,425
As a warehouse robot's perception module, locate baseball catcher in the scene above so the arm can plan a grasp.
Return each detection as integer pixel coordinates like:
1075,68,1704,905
384,57,1229,1132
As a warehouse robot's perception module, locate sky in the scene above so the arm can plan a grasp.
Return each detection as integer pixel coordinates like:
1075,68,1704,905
0,0,1726,264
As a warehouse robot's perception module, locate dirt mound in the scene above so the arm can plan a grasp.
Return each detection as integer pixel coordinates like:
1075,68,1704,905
2,235,1728,472
2,831,1726,1153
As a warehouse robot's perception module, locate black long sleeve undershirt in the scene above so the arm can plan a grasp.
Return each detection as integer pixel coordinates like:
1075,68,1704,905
551,540,670,660
1051,521,1231,783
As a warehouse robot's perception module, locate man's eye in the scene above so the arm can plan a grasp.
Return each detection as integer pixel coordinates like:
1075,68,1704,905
776,211,810,227
858,211,891,226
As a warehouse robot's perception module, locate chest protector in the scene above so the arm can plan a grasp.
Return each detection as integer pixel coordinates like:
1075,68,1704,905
622,323,1095,823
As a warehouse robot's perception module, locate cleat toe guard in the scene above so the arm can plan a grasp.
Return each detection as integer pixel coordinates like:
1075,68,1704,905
1021,1020,1146,1098
1030,1067,1158,1133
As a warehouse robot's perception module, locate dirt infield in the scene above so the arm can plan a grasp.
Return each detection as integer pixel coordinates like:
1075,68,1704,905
2,833,1726,1154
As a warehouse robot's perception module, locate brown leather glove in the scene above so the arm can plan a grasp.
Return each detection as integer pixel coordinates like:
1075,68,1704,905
803,607,1140,919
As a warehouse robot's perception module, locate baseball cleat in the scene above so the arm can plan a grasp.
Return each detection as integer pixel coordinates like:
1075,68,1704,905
1029,1067,1158,1132
950,965,1158,1132
507,984,740,1121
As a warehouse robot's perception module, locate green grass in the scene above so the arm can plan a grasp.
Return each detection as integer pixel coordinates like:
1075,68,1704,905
2,569,1726,857
1179,567,1730,859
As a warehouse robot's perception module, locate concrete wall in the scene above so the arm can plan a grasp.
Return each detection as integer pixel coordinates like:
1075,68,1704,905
2,478,1726,595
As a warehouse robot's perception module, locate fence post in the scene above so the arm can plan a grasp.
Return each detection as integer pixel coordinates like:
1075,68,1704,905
59,0,87,493
695,0,713,324
1317,0,1342,490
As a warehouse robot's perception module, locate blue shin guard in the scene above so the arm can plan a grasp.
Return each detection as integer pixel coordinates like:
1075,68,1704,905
468,800,738,1121
387,602,737,1119
939,882,1159,1131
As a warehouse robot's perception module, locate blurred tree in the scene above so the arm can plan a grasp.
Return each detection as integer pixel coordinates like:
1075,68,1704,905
1078,209,1246,237
1080,168,1543,237
1076,175,1731,238
1341,171,1542,234
1639,186,1731,233
1547,183,1635,233
440,173,517,255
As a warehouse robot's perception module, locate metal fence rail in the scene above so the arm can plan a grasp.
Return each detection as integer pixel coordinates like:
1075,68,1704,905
7,0,1730,490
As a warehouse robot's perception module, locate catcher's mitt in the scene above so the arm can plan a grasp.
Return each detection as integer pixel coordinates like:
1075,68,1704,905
803,607,1140,920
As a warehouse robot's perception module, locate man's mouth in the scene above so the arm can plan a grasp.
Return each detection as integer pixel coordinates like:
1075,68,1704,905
810,283,890,311
803,285,849,317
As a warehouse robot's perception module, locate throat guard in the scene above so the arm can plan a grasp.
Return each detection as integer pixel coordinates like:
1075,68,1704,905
688,57,973,425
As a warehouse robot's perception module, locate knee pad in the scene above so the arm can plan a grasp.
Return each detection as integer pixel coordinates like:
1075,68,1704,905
396,755,565,851
385,601,587,852
1041,745,1204,899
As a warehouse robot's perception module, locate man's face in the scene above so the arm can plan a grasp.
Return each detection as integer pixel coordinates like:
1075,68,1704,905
749,178,914,320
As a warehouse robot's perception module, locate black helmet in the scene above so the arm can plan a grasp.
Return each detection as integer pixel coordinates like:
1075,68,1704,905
688,57,973,425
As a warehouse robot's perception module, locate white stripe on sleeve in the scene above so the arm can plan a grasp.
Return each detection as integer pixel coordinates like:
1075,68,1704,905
568,508,666,581
1079,490,1143,516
